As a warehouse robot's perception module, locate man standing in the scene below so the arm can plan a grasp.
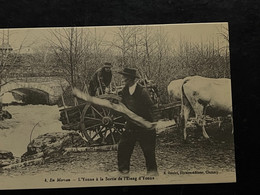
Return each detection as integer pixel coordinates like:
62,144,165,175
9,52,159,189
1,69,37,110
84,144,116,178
117,67,158,176
88,62,112,96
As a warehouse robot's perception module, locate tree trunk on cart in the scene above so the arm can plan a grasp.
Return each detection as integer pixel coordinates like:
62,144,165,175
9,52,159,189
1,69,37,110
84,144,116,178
72,88,156,130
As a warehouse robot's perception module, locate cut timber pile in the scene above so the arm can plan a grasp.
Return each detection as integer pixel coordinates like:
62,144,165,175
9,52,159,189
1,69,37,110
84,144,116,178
59,104,85,130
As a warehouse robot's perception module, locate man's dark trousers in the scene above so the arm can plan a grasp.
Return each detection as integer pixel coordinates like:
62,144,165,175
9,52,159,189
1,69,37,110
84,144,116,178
118,127,157,174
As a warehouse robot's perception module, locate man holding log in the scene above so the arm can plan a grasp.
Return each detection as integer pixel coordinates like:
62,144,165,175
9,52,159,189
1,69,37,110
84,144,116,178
117,67,158,176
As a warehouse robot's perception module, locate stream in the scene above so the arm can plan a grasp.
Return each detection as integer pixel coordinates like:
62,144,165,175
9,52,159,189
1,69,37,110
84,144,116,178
0,104,63,157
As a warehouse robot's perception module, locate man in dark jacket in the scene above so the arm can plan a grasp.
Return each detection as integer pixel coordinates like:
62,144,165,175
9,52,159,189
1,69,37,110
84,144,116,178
117,67,158,176
88,62,112,96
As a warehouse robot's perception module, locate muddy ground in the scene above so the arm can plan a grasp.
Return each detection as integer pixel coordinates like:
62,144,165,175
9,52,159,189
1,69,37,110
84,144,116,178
0,122,235,177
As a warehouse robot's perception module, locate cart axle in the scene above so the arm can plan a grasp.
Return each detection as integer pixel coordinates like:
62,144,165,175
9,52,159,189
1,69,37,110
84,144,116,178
102,116,113,126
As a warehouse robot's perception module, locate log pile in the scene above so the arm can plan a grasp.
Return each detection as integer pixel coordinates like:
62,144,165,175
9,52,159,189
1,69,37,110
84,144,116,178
1,131,116,170
59,104,85,126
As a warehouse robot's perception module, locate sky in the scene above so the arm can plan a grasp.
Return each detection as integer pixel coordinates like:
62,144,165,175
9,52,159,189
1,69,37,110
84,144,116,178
0,22,229,53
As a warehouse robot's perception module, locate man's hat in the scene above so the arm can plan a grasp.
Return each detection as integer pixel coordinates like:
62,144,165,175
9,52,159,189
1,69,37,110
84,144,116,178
118,67,140,78
103,62,112,68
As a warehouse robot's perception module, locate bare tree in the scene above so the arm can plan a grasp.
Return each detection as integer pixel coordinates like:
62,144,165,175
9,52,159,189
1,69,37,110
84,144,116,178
48,27,91,88
217,24,230,78
109,25,230,102
111,26,142,68
48,27,112,96
111,26,171,80
0,29,31,110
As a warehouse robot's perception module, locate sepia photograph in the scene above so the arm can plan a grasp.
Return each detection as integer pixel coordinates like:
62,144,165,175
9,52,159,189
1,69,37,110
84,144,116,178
0,23,236,190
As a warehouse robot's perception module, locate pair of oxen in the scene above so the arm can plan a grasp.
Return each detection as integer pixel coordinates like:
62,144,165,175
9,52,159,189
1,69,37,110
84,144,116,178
167,76,233,141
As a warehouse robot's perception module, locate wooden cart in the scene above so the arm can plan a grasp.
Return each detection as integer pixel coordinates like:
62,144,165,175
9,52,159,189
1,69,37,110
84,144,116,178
59,82,181,146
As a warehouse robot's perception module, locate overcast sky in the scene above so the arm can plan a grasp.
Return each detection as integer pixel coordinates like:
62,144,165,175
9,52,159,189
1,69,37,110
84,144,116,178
1,22,229,52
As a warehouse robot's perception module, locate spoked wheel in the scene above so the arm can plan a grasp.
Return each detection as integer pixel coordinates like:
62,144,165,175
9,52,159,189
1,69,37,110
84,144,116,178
79,102,126,146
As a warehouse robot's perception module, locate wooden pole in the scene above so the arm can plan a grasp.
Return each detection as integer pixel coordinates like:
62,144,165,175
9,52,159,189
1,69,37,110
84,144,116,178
61,94,70,124
63,144,118,155
2,157,45,170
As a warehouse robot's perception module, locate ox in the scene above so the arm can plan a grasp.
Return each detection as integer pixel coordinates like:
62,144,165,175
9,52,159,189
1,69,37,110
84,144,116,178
167,79,184,127
180,76,233,141
167,79,184,101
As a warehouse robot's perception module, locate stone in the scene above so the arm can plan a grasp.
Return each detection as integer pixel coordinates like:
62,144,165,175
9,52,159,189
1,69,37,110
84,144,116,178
0,110,12,120
0,150,14,167
0,150,14,160
21,131,86,161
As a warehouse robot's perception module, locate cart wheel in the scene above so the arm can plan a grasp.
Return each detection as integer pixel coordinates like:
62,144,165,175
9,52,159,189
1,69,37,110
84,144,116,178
79,102,125,146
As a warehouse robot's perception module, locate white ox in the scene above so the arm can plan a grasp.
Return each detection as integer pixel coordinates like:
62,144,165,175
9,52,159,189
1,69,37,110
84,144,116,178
167,79,184,126
180,76,233,140
167,79,184,101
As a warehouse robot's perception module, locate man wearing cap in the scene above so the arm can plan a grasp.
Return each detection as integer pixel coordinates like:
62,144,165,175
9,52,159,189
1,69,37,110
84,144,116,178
88,62,112,96
117,67,158,176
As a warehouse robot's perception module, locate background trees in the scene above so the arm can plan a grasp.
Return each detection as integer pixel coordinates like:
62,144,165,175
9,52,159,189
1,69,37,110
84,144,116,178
110,25,230,102
0,29,33,110
1,24,230,104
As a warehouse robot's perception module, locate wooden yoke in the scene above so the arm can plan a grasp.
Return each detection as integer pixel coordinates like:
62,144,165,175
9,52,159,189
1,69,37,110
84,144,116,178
72,87,156,130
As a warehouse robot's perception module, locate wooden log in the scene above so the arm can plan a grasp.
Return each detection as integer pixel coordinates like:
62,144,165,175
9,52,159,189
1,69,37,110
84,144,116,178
60,109,81,118
60,114,80,123
2,158,45,170
61,123,79,130
0,159,12,167
155,102,181,111
63,144,118,155
59,103,85,113
72,88,156,130
21,152,44,162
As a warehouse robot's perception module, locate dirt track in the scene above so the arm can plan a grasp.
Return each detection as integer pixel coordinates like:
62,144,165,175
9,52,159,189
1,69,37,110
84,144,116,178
0,123,235,177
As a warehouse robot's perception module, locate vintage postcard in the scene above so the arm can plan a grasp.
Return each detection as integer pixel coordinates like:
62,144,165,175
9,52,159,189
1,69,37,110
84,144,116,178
0,23,236,190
